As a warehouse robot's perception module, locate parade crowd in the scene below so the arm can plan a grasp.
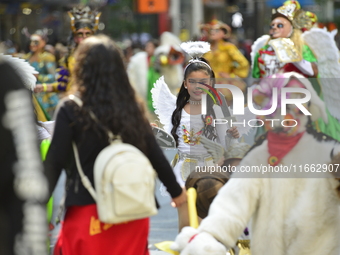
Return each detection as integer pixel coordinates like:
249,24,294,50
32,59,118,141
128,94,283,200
1,1,340,255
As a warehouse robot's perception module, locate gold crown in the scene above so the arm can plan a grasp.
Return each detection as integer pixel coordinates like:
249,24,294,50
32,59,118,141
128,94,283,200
293,10,313,30
68,6,101,33
276,2,299,21
272,0,315,30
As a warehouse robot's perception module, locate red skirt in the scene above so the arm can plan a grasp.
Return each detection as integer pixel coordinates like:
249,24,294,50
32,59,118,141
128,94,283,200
53,204,149,255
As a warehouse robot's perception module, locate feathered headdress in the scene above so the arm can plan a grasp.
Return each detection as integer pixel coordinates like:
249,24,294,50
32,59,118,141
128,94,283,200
68,6,101,33
180,41,211,72
272,0,316,32
22,27,49,42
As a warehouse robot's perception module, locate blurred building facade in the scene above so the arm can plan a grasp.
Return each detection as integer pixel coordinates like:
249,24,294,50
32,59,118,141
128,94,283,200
0,0,335,52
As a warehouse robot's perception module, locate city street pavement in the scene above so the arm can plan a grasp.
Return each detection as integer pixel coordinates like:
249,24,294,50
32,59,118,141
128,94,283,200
150,251,172,255
49,174,179,254
149,179,179,253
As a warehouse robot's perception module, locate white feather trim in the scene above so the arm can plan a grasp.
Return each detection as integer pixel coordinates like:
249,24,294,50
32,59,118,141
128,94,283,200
302,27,340,120
180,41,211,59
151,76,177,133
0,54,38,91
250,35,270,70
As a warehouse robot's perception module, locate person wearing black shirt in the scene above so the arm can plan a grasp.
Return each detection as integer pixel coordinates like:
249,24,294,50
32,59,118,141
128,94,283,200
44,34,186,255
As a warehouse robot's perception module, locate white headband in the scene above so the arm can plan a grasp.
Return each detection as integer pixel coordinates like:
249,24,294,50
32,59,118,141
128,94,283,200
184,58,212,74
180,41,212,74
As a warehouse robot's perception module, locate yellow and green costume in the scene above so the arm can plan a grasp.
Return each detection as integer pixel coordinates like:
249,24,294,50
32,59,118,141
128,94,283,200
24,51,58,119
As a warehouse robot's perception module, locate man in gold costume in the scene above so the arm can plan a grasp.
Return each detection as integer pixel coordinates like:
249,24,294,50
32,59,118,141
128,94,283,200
34,6,101,95
202,19,249,105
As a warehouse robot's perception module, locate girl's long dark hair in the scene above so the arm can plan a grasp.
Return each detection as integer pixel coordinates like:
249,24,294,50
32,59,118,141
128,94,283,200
171,57,217,146
72,34,152,154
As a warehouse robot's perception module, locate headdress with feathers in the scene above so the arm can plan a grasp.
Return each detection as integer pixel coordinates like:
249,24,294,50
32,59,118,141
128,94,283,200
180,41,211,73
22,27,49,42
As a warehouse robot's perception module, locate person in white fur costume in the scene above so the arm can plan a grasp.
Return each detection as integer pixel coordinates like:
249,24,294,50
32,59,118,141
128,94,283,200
171,72,340,255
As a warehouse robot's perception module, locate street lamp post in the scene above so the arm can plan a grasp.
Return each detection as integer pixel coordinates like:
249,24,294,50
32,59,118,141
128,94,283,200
192,0,203,39
170,0,181,36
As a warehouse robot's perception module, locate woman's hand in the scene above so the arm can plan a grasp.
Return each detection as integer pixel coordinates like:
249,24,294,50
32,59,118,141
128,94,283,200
227,126,240,139
150,123,158,127
171,187,187,208
34,84,44,93
217,156,225,166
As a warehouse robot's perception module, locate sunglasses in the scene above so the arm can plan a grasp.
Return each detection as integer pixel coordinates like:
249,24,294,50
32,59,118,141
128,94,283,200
270,23,284,29
210,28,222,33
30,40,41,46
76,32,92,38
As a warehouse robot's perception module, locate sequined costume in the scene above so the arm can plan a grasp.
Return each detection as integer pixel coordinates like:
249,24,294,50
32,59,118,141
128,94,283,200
52,54,76,93
48,7,101,94
202,20,249,105
252,43,316,78
25,50,58,119
151,76,253,187
172,110,214,186
251,0,340,141
204,40,249,79
251,1,317,79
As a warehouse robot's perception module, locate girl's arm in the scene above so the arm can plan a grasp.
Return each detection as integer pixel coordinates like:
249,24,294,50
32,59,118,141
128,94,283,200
145,132,183,197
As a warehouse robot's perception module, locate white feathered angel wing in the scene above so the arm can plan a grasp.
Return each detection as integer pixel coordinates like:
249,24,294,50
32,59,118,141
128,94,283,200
1,54,38,91
302,27,340,120
200,136,226,164
151,76,177,133
250,35,270,70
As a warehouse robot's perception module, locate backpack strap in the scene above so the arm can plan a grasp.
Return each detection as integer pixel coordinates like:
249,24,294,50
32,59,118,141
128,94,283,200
72,142,97,201
68,94,83,107
68,95,97,201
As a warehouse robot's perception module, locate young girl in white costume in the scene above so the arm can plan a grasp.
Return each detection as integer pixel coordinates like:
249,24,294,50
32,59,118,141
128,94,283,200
152,41,243,229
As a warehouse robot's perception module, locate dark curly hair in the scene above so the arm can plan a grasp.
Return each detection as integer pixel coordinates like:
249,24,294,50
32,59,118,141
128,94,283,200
171,58,218,146
72,34,152,154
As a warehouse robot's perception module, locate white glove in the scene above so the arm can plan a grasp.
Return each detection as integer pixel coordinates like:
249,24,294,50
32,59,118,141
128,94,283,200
181,232,227,255
171,227,227,255
171,227,198,252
